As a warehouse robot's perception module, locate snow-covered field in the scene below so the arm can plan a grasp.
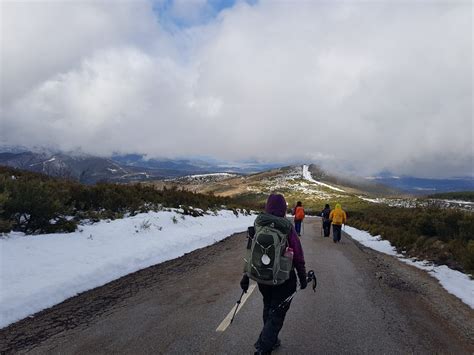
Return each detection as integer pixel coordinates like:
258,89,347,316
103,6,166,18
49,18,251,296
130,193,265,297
0,210,255,329
344,226,474,309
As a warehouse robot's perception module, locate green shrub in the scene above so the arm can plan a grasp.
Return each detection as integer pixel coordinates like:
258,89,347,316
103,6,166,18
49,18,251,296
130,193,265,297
3,179,64,233
0,166,255,235
47,218,78,233
344,204,474,274
0,218,13,233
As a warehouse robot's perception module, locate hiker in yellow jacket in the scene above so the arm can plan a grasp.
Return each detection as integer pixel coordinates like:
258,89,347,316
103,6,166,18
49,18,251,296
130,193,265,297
329,203,346,243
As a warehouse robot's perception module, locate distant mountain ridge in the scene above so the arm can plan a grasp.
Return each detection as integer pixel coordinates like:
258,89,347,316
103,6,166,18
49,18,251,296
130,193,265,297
0,149,471,193
366,175,474,194
0,151,284,184
0,152,156,184
111,154,286,174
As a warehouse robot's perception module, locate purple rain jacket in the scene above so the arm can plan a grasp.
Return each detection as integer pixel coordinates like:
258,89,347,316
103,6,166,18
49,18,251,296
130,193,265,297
265,194,306,278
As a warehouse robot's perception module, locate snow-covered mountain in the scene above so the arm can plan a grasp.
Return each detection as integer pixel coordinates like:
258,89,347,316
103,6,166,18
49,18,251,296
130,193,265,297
0,152,163,184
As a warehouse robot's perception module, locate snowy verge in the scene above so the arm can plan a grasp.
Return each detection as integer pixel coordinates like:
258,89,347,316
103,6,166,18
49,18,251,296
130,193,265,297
0,210,255,329
344,226,474,309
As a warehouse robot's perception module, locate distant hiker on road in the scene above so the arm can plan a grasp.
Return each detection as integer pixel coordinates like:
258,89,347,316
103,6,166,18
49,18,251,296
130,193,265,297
329,203,347,243
240,193,307,355
293,201,305,236
321,204,331,237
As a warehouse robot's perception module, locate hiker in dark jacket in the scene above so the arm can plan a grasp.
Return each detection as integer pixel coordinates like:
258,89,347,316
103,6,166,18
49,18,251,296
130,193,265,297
240,193,307,355
321,204,331,237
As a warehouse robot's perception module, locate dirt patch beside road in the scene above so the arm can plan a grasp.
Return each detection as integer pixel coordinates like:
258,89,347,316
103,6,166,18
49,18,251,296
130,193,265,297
350,236,474,347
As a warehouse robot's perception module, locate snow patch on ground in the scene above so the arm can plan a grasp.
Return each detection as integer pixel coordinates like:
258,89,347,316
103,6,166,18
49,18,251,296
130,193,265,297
355,197,473,212
358,196,384,204
189,173,236,178
437,199,474,206
0,210,255,329
302,165,345,192
345,226,474,308
357,196,386,203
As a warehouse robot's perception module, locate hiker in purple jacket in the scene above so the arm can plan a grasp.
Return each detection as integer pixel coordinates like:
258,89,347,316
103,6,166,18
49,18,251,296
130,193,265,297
240,193,307,354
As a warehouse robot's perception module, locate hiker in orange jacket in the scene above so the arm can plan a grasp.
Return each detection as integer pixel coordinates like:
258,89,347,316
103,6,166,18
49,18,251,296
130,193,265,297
329,203,346,243
293,201,305,236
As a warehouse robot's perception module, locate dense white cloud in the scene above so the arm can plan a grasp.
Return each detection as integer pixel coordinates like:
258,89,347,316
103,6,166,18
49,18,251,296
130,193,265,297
0,0,472,177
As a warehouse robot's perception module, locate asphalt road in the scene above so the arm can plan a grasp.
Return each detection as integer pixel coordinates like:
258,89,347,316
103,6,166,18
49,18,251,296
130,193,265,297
1,217,473,354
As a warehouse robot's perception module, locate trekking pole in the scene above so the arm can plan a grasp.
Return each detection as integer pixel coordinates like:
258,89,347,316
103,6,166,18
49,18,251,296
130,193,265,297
308,270,317,291
272,291,298,314
271,270,317,313
230,290,245,324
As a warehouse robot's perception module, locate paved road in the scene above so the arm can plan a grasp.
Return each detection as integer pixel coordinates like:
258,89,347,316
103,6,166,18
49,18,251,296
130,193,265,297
1,218,473,354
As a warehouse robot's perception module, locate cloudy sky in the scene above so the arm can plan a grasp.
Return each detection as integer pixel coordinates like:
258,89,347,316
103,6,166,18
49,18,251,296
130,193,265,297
0,0,472,178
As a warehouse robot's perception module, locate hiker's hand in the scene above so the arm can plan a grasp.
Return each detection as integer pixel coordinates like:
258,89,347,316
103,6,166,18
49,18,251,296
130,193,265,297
298,273,307,290
240,274,249,292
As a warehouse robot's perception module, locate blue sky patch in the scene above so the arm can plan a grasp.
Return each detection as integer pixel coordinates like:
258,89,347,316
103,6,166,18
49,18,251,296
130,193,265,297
152,0,257,30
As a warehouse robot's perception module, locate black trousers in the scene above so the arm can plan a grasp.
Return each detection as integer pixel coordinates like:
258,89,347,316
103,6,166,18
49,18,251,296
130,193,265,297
322,220,331,237
255,271,297,352
332,224,342,242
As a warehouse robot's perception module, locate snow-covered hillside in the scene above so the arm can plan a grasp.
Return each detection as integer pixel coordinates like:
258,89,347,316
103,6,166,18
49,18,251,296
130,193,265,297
163,164,472,212
0,210,255,328
302,165,346,192
233,165,349,200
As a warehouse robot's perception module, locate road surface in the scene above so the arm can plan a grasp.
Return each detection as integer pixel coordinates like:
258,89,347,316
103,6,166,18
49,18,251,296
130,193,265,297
1,217,473,354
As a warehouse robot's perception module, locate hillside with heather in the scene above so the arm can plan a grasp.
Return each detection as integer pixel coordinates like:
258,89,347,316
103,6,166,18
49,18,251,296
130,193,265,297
157,164,474,274
159,164,473,212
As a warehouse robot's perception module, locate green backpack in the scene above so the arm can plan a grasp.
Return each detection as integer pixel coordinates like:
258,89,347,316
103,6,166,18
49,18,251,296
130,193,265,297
244,213,293,285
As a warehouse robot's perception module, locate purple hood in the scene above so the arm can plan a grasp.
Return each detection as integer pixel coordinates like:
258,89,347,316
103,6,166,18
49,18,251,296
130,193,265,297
265,194,287,217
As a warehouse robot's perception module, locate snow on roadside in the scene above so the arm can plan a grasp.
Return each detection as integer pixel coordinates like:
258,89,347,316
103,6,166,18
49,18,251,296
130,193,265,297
302,165,346,192
344,226,474,309
0,210,255,329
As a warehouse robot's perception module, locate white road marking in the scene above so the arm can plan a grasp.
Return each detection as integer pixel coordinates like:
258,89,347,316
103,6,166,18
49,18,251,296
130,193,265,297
216,283,257,332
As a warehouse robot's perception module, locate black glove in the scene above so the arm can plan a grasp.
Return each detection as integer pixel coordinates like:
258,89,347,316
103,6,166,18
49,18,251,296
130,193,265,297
298,273,307,290
240,274,249,293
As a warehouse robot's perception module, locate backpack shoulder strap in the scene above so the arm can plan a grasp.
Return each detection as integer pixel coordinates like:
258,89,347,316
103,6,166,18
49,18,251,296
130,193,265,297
255,213,292,235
